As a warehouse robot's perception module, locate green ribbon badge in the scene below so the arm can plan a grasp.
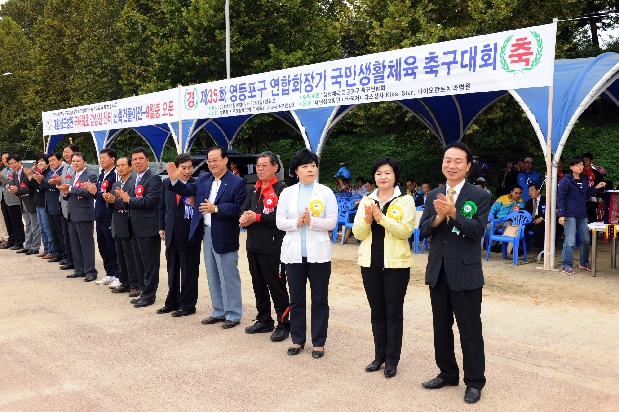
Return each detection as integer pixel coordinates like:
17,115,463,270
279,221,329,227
460,201,477,219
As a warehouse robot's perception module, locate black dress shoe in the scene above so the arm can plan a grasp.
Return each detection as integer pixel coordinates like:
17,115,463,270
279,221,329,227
134,299,154,308
26,250,39,255
10,245,22,250
130,298,142,304
422,377,459,389
245,319,275,334
269,325,290,342
156,306,179,314
60,265,74,270
47,257,62,263
111,285,130,293
287,344,305,355
0,244,12,249
17,248,29,253
84,275,97,282
60,259,67,265
464,387,482,404
312,350,324,359
171,308,196,317
365,361,384,372
66,272,85,278
384,365,397,379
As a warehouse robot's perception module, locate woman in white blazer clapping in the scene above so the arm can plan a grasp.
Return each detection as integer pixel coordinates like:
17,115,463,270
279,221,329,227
276,149,337,359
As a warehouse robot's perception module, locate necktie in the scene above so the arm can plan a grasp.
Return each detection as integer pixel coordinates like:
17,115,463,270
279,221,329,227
135,174,141,189
446,188,456,223
176,194,181,206
533,199,538,216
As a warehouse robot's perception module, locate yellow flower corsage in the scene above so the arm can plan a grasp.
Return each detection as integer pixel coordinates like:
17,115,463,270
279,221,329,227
386,204,404,221
309,199,325,217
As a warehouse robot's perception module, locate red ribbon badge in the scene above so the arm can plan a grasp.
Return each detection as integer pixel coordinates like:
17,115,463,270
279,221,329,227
513,205,520,211
7,174,13,179
101,180,109,191
74,180,83,189
19,182,27,188
135,185,144,197
65,174,72,180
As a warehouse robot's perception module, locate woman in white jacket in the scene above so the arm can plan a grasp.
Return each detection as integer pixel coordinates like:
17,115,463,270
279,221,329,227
276,149,337,359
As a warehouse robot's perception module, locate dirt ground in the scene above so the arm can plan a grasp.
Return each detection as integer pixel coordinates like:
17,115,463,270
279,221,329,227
1,231,618,411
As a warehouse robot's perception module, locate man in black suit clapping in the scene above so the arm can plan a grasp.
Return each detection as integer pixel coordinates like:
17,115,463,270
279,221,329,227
115,147,162,308
419,142,490,404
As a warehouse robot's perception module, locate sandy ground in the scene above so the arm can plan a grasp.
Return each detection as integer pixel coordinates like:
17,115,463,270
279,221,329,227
1,231,618,412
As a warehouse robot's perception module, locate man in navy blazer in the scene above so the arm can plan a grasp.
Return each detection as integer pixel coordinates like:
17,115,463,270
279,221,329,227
58,152,98,281
419,142,490,405
167,146,247,328
157,154,203,317
116,147,162,308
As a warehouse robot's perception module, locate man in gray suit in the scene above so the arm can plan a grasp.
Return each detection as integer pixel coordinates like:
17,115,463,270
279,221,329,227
419,142,490,405
0,151,25,250
48,144,79,270
59,152,98,282
7,154,41,255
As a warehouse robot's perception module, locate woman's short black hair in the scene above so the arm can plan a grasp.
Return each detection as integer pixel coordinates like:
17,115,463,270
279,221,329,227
35,153,49,163
569,157,583,167
371,157,401,187
290,148,318,175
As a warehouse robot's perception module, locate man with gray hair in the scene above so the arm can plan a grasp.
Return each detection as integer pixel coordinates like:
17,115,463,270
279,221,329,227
239,152,290,342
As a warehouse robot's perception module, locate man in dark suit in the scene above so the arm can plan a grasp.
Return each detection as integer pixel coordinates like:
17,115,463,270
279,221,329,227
166,146,247,329
6,154,40,255
103,157,139,296
157,153,202,317
419,141,490,404
116,147,162,308
39,152,65,263
0,152,26,251
58,152,98,281
415,182,431,207
239,151,289,341
84,148,119,286
525,183,546,257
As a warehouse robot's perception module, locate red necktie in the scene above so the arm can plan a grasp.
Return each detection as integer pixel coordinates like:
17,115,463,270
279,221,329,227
176,194,181,206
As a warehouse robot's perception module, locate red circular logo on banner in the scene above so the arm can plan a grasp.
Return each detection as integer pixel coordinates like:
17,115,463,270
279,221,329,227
135,185,144,197
101,180,109,191
19,182,27,188
7,174,13,179
74,180,82,188
513,205,520,211
65,174,72,180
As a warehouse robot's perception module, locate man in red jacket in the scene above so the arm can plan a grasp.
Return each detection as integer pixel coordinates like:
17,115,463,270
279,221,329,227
239,151,289,342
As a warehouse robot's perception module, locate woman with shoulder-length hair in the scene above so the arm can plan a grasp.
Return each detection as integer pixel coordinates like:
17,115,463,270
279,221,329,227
352,156,415,378
276,148,337,359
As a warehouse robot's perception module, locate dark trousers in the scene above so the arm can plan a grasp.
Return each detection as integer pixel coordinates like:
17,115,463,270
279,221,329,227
48,212,64,258
286,259,330,347
96,219,118,277
2,201,24,247
61,214,73,265
586,201,598,223
165,241,201,310
115,237,138,289
526,221,545,250
361,266,410,365
430,263,486,390
68,220,97,277
1,198,15,244
248,252,290,328
132,235,161,302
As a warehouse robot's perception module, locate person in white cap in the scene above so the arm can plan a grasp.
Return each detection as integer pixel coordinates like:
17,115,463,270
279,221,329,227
516,157,542,202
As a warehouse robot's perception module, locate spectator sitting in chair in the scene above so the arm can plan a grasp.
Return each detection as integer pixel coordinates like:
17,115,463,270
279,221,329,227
488,184,525,252
415,182,431,207
352,176,368,196
525,184,546,259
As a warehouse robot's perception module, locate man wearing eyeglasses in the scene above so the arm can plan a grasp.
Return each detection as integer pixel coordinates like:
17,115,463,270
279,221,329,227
166,146,247,329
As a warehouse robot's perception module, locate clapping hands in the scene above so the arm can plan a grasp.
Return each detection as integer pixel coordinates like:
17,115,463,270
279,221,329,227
297,207,311,228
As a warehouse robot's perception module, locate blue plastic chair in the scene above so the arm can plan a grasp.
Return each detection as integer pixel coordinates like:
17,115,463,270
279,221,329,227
332,199,357,243
486,210,532,265
341,208,359,244
411,205,426,254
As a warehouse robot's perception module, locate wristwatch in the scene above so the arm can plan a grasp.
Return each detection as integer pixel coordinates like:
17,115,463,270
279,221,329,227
214,206,219,213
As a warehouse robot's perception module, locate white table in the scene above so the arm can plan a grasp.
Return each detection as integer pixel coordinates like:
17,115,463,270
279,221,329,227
587,223,617,277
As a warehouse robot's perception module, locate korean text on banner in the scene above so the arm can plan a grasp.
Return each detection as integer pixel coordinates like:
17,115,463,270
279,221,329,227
180,23,556,119
42,88,180,135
